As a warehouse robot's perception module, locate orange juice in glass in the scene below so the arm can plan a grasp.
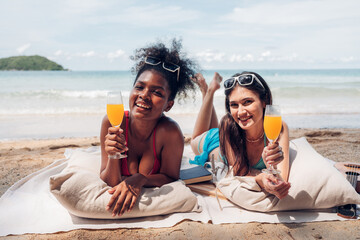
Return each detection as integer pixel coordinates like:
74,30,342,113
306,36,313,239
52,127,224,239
107,91,126,159
263,105,282,175
107,103,124,127
264,115,282,143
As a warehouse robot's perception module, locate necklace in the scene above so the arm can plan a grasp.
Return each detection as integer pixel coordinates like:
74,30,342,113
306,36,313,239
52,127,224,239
245,132,264,143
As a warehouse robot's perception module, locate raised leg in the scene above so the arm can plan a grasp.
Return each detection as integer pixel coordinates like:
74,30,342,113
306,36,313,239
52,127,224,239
191,72,222,138
191,72,222,154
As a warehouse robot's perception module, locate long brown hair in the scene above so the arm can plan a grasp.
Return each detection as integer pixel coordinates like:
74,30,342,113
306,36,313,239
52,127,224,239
219,71,272,176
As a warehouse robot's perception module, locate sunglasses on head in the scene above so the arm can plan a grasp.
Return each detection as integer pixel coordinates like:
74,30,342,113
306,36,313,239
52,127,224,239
223,73,265,90
144,56,180,82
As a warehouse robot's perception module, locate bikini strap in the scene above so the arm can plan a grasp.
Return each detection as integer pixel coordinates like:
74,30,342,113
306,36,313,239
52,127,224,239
152,127,158,163
150,126,161,174
153,127,157,159
264,133,267,146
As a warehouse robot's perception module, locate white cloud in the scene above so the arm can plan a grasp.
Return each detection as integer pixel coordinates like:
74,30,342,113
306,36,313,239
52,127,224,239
222,0,360,26
261,51,271,57
107,50,126,61
61,0,111,15
105,5,199,27
229,53,254,63
54,50,63,56
197,50,299,64
339,56,356,63
52,50,129,63
213,51,301,64
16,44,31,54
267,53,298,63
79,51,96,57
196,49,225,63
2,1,359,70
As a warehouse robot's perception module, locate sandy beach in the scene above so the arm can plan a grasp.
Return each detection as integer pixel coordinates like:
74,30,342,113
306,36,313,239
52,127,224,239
1,128,360,239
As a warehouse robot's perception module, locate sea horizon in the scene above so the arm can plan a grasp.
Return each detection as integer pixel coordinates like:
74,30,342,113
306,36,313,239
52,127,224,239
1,69,359,140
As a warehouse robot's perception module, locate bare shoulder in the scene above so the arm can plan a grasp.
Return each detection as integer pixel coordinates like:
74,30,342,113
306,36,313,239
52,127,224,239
156,115,183,140
279,121,290,143
282,121,289,132
101,115,110,130
102,114,109,124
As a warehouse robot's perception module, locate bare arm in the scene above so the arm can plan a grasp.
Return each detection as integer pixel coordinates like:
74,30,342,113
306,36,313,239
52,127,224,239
255,121,291,199
106,119,184,216
100,115,128,186
276,122,290,181
224,121,291,199
261,121,290,181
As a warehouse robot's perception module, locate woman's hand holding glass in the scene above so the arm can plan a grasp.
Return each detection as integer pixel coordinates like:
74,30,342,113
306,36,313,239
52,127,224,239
260,173,290,199
260,104,291,198
262,141,284,167
262,105,282,175
106,91,127,159
104,126,128,159
261,141,290,199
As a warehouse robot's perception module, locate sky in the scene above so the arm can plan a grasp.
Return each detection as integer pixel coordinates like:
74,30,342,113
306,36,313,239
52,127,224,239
1,0,359,71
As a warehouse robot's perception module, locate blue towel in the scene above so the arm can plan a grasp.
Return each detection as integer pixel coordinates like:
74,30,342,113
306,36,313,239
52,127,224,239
190,128,220,166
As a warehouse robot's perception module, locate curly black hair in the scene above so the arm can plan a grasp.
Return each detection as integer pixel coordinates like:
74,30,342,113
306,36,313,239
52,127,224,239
130,38,198,101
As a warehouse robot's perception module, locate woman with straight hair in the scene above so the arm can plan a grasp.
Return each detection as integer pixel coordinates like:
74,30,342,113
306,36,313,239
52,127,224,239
190,72,291,199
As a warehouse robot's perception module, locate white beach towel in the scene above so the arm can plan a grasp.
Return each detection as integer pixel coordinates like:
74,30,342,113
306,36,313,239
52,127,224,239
0,141,358,236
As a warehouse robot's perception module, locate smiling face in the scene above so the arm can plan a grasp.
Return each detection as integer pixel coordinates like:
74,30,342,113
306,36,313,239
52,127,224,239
129,70,174,121
228,85,265,131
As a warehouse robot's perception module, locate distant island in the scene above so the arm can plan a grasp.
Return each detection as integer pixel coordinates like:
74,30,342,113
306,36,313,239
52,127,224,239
0,55,67,71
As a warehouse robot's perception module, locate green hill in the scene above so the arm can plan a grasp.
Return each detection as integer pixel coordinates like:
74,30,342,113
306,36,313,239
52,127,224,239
0,55,66,71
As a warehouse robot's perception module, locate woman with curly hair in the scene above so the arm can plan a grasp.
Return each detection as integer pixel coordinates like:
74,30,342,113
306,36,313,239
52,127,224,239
100,39,197,217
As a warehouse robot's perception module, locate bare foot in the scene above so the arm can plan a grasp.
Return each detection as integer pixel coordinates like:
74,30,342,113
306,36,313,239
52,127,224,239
208,72,222,94
191,73,208,97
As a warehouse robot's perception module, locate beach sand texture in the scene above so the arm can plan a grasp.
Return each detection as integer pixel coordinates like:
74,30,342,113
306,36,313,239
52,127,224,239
0,128,359,239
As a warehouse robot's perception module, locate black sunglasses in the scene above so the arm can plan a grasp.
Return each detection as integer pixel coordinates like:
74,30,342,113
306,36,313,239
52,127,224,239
144,56,180,82
224,74,265,90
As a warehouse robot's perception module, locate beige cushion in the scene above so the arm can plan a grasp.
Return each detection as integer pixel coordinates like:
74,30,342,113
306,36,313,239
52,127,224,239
217,137,360,212
50,148,200,219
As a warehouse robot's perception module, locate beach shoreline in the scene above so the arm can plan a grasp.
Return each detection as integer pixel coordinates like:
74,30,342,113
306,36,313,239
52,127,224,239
0,128,359,239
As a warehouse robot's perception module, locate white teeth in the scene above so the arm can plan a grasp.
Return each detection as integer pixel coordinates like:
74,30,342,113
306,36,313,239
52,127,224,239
240,117,250,121
136,103,150,109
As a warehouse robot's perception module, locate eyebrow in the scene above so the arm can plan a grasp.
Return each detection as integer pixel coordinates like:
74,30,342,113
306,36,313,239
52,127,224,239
135,80,166,91
230,97,254,104
241,97,254,101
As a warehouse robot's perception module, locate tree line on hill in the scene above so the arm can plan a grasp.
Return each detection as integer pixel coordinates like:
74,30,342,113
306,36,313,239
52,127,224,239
0,55,66,71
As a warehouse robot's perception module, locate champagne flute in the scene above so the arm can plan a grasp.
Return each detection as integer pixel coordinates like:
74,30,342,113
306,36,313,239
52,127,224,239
107,91,126,159
262,105,282,175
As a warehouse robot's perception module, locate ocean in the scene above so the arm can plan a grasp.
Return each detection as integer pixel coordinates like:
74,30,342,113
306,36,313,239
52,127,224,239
1,69,359,140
